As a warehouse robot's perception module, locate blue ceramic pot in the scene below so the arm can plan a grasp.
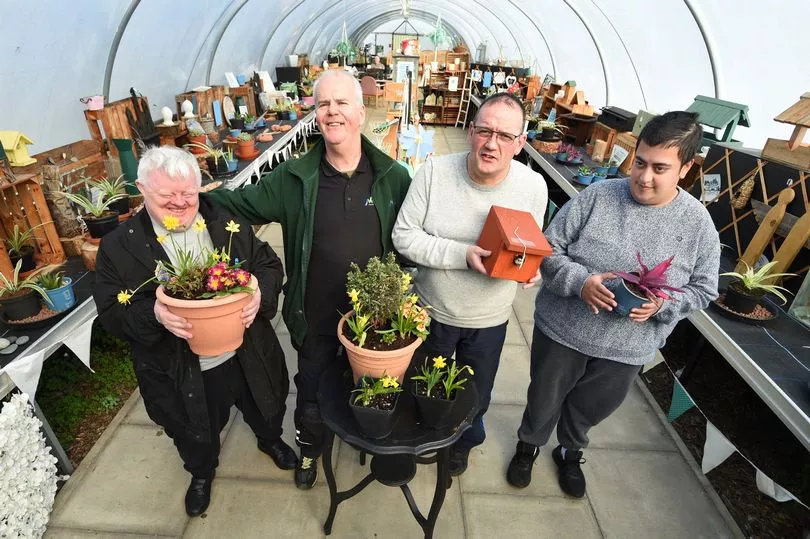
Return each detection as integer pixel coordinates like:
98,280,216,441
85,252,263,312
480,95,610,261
255,118,265,128
44,277,75,312
614,277,648,316
527,130,536,140
229,129,242,138
592,174,607,183
225,158,238,172
608,165,619,176
595,166,610,176
556,152,568,161
289,110,298,121
576,174,594,185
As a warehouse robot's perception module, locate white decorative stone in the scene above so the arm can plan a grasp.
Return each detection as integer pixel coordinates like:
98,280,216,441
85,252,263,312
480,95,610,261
181,99,195,119
0,343,18,355
160,106,175,126
16,336,29,345
0,338,9,350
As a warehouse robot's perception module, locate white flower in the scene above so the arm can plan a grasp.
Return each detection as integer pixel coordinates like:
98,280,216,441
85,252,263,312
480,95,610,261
0,393,68,538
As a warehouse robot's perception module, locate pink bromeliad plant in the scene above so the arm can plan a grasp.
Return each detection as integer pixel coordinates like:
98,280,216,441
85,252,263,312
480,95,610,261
614,253,685,300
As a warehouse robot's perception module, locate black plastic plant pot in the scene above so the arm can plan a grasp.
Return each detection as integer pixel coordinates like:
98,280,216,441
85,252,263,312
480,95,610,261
85,212,119,239
110,196,130,217
541,128,560,141
206,157,230,176
230,118,245,129
412,386,455,429
349,394,398,439
9,245,36,273
0,289,42,321
280,111,291,120
723,282,763,315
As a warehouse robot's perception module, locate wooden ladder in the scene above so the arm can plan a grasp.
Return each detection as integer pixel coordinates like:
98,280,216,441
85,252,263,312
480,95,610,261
455,72,473,128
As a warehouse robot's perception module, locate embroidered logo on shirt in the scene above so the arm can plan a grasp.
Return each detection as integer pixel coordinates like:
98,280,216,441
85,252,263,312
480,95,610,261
364,196,375,207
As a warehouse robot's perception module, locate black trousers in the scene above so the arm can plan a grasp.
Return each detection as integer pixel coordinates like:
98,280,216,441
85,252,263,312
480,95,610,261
518,327,640,450
419,319,509,453
293,333,347,458
170,357,285,478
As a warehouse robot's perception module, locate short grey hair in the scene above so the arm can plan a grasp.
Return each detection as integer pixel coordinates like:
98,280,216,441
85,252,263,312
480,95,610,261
137,146,202,187
312,69,363,105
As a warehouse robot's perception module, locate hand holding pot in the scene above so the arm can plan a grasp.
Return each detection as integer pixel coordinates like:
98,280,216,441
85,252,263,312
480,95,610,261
240,286,261,328
629,297,663,323
155,299,192,339
581,273,618,314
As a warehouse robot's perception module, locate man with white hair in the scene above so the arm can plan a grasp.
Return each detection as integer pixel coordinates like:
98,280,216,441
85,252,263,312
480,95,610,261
93,146,295,516
206,69,411,489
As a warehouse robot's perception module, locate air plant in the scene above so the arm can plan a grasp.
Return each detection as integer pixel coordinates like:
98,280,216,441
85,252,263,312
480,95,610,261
614,253,685,301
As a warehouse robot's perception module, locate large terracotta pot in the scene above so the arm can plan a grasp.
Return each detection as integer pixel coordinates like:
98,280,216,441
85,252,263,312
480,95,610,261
156,275,257,356
337,313,422,383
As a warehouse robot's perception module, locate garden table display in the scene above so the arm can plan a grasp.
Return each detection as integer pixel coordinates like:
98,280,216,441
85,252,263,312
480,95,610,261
317,357,478,539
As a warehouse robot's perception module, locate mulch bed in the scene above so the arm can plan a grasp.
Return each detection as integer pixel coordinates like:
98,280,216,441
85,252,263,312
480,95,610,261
643,321,810,538
67,397,134,464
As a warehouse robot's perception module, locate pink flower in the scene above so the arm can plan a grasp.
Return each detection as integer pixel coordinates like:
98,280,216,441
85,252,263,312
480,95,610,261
207,276,222,291
235,269,250,286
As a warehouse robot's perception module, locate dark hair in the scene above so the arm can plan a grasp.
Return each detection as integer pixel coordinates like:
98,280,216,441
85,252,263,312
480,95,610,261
473,92,526,127
637,111,703,165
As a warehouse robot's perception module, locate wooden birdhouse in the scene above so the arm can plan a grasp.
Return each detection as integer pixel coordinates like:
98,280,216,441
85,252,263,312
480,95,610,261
685,95,750,148
761,92,810,169
0,131,37,167
477,206,552,282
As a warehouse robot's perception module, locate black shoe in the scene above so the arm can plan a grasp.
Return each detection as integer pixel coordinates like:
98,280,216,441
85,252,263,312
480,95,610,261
258,438,298,470
185,473,214,517
507,441,540,488
449,448,470,477
295,456,318,489
552,445,587,498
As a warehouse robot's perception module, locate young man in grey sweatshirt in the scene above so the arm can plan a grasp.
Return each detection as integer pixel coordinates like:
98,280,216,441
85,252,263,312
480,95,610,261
507,111,720,497
393,93,548,476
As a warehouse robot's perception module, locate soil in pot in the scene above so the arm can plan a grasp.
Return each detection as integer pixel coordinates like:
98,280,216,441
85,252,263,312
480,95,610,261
340,322,418,352
722,281,763,315
84,211,120,239
350,392,398,439
9,245,36,273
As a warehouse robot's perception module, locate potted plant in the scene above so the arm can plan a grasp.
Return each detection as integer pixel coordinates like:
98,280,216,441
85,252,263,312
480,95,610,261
36,270,76,312
0,260,50,321
608,157,620,176
719,261,795,315
117,216,257,356
594,165,610,178
538,120,565,141
185,143,234,175
187,127,207,153
612,253,685,316
229,114,245,130
576,166,594,185
411,356,475,428
350,373,403,439
92,175,131,218
338,253,430,383
236,132,255,158
4,222,52,273
61,190,127,239
243,114,257,131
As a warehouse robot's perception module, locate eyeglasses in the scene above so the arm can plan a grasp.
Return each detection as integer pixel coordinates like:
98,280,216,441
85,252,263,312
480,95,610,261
471,124,522,144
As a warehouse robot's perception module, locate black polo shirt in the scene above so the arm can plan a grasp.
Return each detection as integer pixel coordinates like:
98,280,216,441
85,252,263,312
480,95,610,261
304,152,382,336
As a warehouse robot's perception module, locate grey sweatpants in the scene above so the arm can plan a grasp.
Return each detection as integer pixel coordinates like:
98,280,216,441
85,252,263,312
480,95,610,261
518,326,641,450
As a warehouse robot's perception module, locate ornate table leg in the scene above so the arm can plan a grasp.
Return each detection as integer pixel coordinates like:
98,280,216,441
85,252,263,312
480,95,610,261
322,431,338,535
424,446,451,538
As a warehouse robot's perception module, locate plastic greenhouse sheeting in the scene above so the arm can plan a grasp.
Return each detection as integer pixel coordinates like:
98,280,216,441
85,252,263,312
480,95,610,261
1,0,809,153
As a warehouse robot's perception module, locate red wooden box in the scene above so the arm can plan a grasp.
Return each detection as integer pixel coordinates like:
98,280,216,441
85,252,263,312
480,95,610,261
477,206,552,282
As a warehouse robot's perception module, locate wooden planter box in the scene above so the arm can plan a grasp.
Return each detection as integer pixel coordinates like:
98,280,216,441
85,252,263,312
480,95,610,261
477,206,552,282
613,132,638,175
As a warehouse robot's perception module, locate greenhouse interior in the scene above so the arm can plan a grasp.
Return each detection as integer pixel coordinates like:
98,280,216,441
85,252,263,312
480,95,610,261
1,1,809,537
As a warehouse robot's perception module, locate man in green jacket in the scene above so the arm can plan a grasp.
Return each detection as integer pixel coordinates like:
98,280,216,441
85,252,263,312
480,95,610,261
206,70,410,489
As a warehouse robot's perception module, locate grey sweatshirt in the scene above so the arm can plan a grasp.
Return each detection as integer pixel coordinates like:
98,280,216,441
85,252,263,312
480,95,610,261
393,153,548,328
535,179,720,365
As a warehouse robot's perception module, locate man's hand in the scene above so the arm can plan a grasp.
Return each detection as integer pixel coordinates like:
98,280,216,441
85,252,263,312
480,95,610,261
241,285,262,328
629,297,663,323
466,245,491,275
522,269,542,289
154,300,192,339
581,273,618,314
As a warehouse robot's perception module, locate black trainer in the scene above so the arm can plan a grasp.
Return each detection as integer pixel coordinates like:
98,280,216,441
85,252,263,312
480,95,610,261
185,472,214,516
449,447,470,476
506,441,540,488
551,445,587,498
295,456,318,489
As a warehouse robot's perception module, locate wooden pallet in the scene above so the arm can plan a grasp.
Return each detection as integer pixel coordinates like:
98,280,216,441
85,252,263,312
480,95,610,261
228,85,257,118
175,85,226,122
84,96,145,157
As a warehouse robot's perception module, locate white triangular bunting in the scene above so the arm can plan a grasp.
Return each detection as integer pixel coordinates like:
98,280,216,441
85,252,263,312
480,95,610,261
702,421,736,474
62,315,96,372
755,469,795,503
3,350,46,402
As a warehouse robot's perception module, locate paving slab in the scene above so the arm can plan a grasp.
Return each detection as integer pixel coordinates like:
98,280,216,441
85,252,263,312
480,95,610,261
504,313,527,346
585,448,732,538
512,286,537,324
490,344,530,406
46,528,176,538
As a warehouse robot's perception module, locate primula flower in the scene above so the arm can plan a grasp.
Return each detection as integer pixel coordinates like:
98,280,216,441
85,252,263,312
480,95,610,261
207,277,222,291
433,356,447,369
156,234,167,244
225,220,240,233
209,262,226,277
117,290,133,305
223,277,235,288
235,269,250,286
193,218,206,232
348,289,359,303
417,322,426,333
162,215,180,231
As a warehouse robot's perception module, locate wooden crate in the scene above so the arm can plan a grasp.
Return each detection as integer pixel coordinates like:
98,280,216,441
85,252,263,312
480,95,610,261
84,96,145,157
228,85,257,118
589,122,617,158
446,52,470,71
0,176,66,279
613,132,638,175
175,86,226,121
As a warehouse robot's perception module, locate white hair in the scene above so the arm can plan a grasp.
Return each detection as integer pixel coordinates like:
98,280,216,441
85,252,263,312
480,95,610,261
137,146,202,187
312,69,364,105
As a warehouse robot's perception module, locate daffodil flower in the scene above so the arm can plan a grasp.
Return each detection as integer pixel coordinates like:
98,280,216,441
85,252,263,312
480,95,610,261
348,288,359,303
162,215,180,231
117,290,133,305
433,356,447,369
193,218,206,232
156,234,167,244
225,220,240,233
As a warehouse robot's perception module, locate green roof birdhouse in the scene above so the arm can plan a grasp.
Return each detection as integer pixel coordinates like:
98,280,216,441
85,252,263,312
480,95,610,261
0,131,37,167
685,95,750,148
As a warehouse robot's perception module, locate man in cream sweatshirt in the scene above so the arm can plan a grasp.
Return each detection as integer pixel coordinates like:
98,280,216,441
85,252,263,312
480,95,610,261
393,93,548,476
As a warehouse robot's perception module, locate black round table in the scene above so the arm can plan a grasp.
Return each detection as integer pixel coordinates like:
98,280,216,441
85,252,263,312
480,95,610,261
317,358,479,538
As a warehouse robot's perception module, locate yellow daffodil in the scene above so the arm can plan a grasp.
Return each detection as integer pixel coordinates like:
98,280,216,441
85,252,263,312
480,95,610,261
162,215,180,231
401,272,412,291
357,313,369,327
156,234,167,244
381,375,399,388
467,366,475,375
433,356,447,369
117,290,133,305
193,218,206,232
225,220,240,233
410,294,419,304
221,252,230,263
211,251,221,261
348,288,359,303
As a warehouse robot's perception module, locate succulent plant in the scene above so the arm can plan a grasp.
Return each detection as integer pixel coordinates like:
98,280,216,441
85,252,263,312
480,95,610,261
236,132,253,142
188,127,206,137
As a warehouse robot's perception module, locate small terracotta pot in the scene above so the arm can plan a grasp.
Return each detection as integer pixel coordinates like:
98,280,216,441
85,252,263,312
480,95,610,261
337,313,422,383
188,135,208,154
236,139,255,157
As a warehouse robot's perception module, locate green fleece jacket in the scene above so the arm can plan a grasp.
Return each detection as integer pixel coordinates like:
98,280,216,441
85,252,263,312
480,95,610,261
205,135,411,347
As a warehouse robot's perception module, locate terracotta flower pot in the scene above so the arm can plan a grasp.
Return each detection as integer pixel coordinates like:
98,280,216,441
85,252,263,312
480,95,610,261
188,135,208,153
337,313,422,383
236,139,255,157
156,275,257,356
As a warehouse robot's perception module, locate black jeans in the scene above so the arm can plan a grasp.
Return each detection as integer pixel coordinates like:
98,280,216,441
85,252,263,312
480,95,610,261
419,319,509,453
170,357,285,478
293,333,347,458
